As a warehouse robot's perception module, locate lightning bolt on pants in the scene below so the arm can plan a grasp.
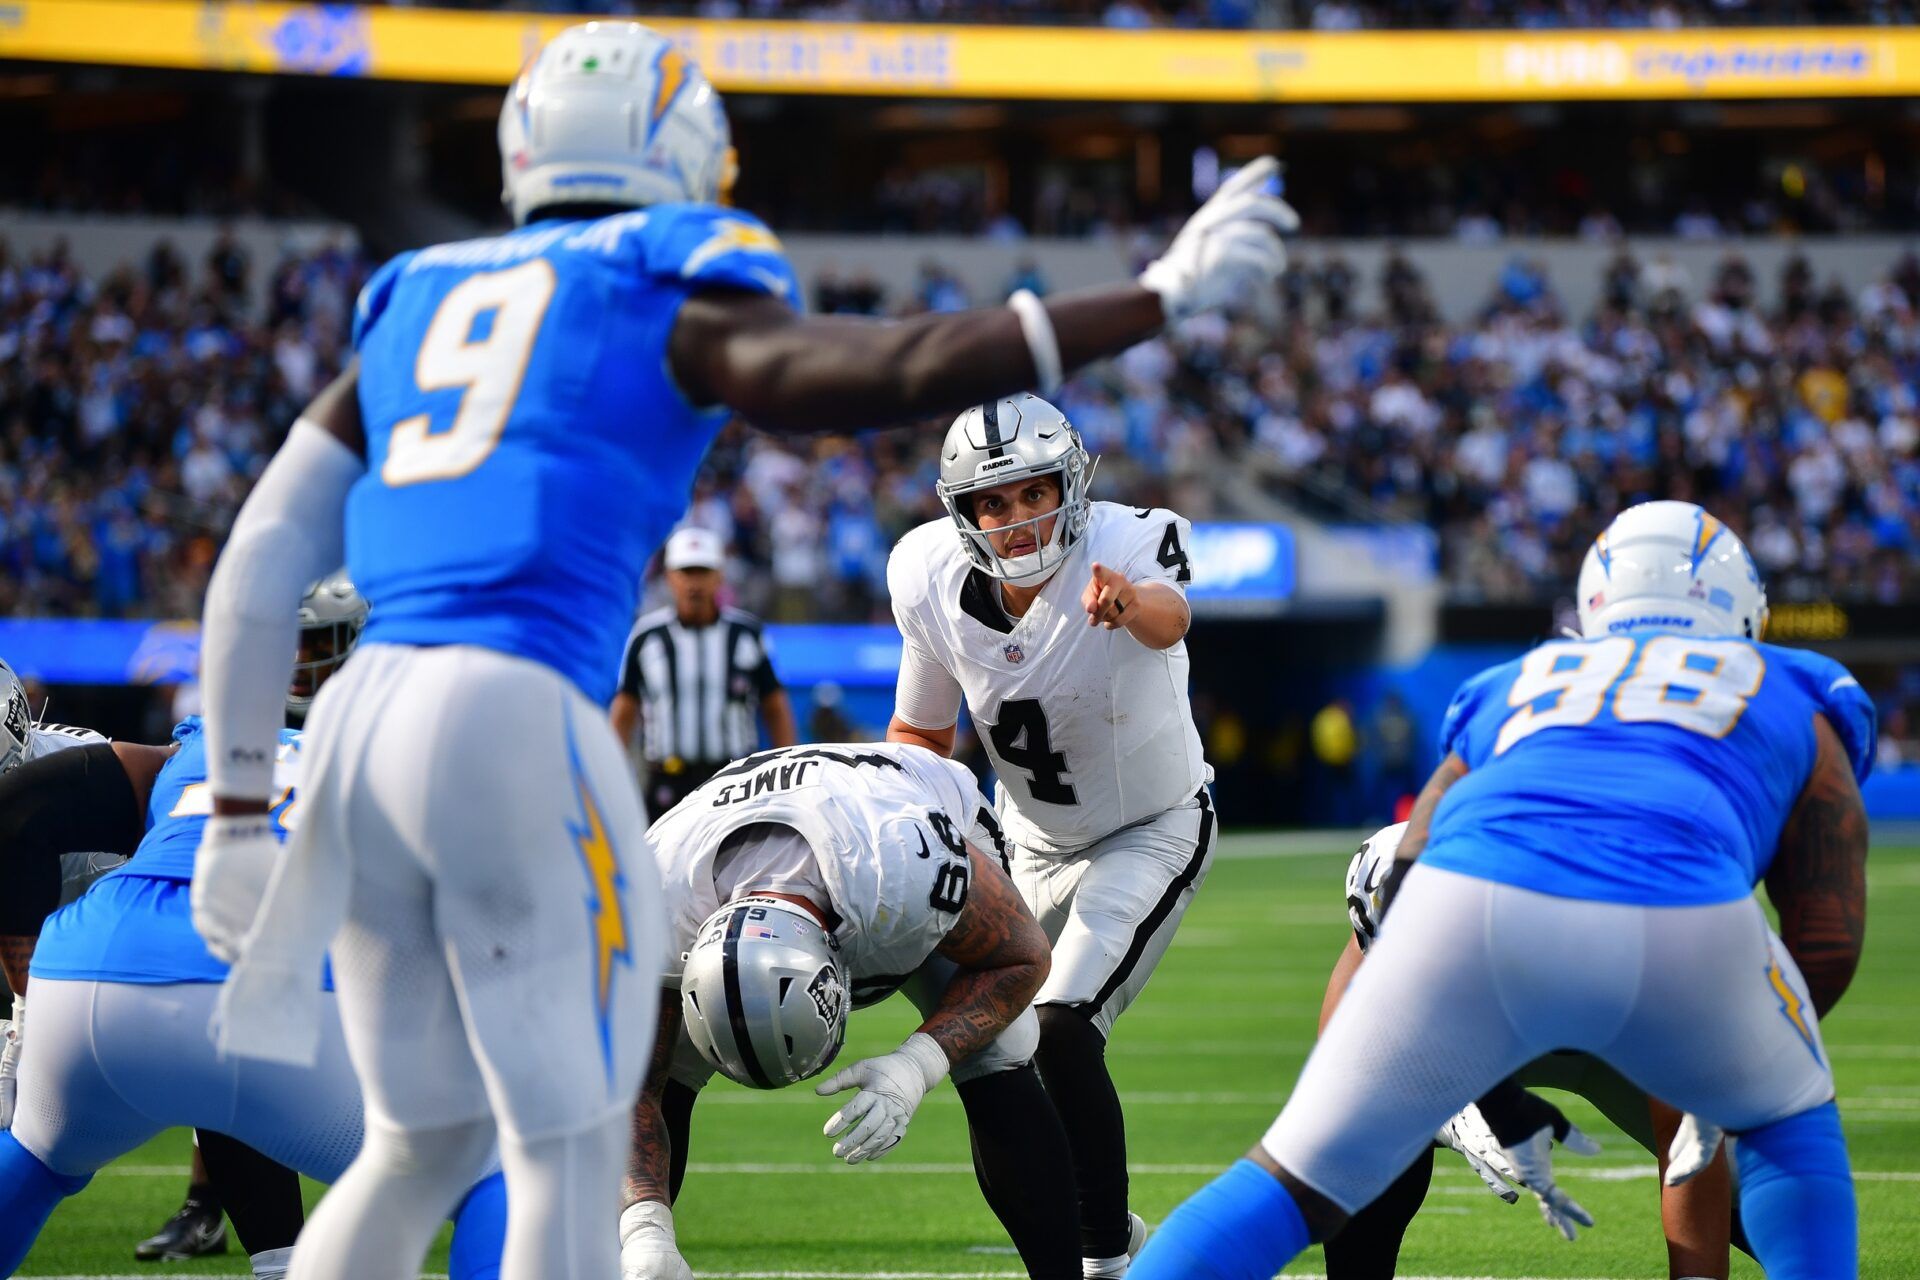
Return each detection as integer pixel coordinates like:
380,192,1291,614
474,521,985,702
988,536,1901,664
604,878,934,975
285,642,664,1280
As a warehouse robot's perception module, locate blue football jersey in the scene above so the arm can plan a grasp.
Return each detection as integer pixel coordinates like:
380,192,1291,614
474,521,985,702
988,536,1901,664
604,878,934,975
31,718,302,985
349,206,799,705
1421,631,1876,906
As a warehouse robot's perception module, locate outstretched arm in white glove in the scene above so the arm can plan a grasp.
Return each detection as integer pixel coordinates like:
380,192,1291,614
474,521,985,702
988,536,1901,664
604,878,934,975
1139,156,1299,323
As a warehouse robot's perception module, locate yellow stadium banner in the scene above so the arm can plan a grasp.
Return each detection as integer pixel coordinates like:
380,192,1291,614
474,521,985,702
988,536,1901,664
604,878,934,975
0,0,1913,101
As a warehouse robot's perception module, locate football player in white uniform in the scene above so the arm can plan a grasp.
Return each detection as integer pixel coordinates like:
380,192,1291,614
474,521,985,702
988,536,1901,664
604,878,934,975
887,395,1215,1277
622,741,1080,1280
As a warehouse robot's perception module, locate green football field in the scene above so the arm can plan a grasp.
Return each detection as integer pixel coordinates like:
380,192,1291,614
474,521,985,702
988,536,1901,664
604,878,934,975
19,833,1920,1279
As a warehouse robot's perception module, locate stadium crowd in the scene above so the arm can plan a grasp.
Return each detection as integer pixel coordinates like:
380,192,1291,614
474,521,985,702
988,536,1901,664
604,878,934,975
2,231,1916,624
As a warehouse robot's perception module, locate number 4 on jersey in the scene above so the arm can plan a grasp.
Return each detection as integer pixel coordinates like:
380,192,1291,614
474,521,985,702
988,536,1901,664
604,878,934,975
989,698,1078,806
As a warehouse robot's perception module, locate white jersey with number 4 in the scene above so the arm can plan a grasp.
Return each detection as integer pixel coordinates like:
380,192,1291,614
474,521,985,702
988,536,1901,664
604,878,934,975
648,742,1002,1001
888,501,1209,858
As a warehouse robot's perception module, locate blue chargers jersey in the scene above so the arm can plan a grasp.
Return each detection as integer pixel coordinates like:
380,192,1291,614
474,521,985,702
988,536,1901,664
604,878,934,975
349,206,799,705
32,718,303,985
1421,631,1875,906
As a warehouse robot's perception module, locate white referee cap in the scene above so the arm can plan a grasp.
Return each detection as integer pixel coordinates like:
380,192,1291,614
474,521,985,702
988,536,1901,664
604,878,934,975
664,526,725,572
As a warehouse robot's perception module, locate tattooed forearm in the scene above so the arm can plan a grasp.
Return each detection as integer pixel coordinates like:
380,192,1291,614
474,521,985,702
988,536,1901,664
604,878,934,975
0,934,36,998
1395,753,1470,863
624,994,683,1207
1767,715,1869,1019
927,846,1050,1065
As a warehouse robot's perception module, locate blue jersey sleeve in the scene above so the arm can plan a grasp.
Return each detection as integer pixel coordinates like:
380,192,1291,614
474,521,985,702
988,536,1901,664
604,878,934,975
352,251,417,352
645,205,799,306
1785,650,1878,783
1437,661,1514,766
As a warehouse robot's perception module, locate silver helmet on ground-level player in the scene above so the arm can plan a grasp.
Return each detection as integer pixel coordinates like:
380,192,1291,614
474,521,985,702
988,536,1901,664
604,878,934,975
0,658,30,776
681,896,849,1088
289,571,368,722
1575,501,1768,642
935,394,1097,585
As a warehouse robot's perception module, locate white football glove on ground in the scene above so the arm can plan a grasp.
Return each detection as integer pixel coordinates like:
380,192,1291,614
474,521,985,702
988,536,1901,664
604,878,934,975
621,1200,695,1280
190,814,281,964
0,993,24,1130
815,1031,950,1164
1435,1102,1522,1204
1664,1112,1727,1187
1139,156,1299,323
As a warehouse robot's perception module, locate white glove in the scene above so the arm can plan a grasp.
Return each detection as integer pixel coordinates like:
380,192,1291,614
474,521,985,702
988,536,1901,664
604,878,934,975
620,1200,695,1280
1139,156,1299,324
1502,1118,1602,1241
1664,1112,1727,1187
190,814,281,964
0,993,24,1130
814,1031,950,1164
1435,1102,1521,1204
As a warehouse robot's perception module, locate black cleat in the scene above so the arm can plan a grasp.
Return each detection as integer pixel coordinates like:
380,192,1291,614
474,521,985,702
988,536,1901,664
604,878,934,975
134,1198,228,1261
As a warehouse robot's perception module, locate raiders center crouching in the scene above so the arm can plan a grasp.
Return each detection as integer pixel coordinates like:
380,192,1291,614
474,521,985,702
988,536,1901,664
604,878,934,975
622,741,1082,1280
887,395,1216,1277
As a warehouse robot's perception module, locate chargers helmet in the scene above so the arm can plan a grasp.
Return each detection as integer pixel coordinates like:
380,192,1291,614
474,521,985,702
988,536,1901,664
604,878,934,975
499,22,736,226
0,658,30,776
935,394,1097,585
1576,501,1768,641
290,572,367,722
681,896,848,1089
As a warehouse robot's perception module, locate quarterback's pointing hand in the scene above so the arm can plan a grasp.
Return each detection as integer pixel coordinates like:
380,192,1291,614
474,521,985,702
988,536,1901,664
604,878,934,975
816,1032,950,1164
1083,563,1138,630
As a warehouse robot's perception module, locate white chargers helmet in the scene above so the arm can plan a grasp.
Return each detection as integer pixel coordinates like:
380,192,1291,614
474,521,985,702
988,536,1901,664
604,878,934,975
290,571,367,722
1344,822,1405,952
935,394,1097,585
1576,501,1768,641
498,22,736,226
681,896,848,1089
0,658,30,776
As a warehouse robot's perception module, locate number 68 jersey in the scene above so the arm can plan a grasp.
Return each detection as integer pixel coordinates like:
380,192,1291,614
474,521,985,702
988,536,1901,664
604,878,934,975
888,501,1210,858
1423,629,1877,907
648,742,1000,996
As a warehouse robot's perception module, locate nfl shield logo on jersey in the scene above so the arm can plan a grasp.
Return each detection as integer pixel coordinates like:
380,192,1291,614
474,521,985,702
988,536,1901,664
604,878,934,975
1003,643,1025,665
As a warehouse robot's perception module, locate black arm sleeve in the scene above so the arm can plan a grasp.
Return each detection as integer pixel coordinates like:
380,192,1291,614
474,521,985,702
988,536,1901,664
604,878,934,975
0,743,143,934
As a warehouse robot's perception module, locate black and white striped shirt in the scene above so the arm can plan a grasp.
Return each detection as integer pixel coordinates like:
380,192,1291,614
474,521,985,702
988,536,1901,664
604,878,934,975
617,607,783,766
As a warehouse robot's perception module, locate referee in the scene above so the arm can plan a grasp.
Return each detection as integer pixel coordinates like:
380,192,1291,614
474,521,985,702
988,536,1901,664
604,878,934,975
611,527,798,815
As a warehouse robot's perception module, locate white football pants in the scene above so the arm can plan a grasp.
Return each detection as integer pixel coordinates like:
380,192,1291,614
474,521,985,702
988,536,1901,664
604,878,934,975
1264,863,1833,1212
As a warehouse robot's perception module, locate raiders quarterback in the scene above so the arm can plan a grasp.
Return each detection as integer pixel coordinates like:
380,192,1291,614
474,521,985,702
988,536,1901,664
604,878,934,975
622,741,1081,1280
887,394,1214,1277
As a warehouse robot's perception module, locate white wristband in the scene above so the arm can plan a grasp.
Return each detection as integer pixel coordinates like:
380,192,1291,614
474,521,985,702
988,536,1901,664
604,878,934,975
1007,289,1063,396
